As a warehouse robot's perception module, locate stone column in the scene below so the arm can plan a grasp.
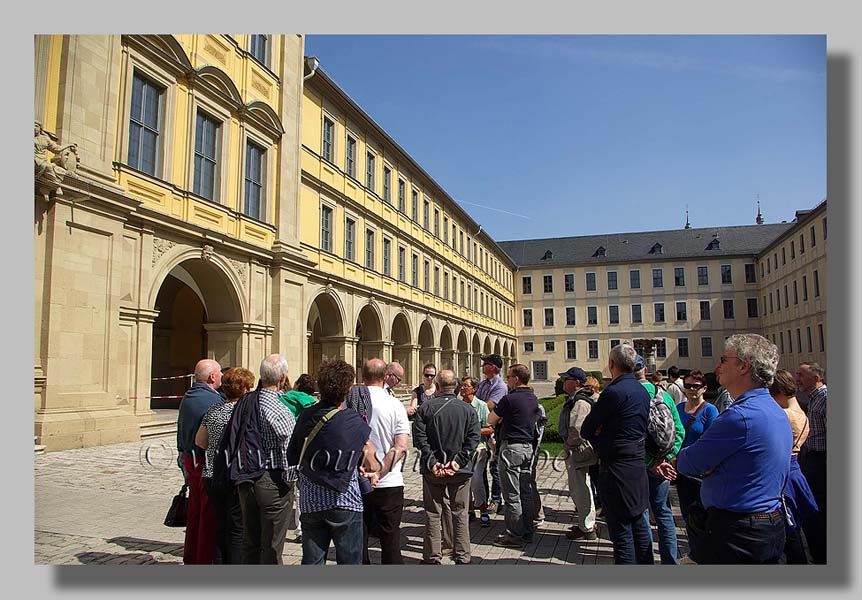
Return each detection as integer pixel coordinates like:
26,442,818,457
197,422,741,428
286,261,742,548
120,306,160,417
382,341,394,364
410,344,421,389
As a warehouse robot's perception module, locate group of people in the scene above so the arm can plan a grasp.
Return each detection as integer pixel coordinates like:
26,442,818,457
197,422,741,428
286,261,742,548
174,332,827,565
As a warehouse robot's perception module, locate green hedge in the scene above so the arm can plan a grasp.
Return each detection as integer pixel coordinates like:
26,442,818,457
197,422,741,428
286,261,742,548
540,394,567,443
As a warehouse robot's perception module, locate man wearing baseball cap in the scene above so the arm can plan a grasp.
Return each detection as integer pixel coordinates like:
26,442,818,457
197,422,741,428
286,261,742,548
558,367,598,541
475,353,508,515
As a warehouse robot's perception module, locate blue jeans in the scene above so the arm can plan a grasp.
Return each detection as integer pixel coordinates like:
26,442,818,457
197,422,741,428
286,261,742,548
648,474,679,564
300,509,364,565
607,509,654,564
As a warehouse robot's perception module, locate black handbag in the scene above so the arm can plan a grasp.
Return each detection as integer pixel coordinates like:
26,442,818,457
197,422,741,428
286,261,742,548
164,484,189,527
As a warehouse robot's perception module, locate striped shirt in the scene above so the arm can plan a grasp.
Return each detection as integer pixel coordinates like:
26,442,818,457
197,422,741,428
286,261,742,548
298,469,364,513
258,387,298,482
803,384,827,452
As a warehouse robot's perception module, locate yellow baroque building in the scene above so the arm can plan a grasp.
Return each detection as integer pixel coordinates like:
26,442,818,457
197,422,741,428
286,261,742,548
34,34,517,452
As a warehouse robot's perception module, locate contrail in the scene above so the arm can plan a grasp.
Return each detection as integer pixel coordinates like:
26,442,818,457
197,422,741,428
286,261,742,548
457,200,533,220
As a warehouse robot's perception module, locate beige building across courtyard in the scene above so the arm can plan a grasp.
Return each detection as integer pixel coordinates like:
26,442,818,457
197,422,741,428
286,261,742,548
499,201,827,381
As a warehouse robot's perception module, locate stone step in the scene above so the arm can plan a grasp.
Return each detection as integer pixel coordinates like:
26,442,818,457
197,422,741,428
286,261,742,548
34,445,46,455
139,418,177,440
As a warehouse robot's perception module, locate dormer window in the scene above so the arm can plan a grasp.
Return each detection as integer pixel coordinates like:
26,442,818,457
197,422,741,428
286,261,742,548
541,250,553,260
649,242,663,255
593,246,606,257
706,237,720,250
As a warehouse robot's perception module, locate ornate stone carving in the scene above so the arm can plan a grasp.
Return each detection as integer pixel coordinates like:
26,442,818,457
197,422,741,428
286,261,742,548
228,258,248,286
202,244,214,262
35,121,79,200
151,237,176,265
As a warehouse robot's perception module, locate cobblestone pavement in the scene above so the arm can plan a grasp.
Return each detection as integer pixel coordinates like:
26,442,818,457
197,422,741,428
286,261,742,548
35,438,689,565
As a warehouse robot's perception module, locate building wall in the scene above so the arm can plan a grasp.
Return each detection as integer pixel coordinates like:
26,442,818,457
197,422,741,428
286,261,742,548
757,203,828,371
35,35,312,451
514,256,761,379
299,73,517,386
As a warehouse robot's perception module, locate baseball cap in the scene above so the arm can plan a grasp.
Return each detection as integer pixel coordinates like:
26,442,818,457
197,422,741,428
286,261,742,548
634,354,646,372
481,354,503,369
558,367,587,384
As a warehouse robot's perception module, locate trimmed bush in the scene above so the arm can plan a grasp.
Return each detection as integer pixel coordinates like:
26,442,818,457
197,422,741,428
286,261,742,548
540,393,568,443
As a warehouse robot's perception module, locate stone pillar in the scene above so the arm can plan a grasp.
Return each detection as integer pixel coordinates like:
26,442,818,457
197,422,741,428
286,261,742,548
382,341,394,364
410,344,421,389
120,306,160,417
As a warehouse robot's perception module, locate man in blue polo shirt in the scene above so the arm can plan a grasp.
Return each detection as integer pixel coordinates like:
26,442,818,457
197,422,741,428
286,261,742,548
475,354,508,515
675,333,792,564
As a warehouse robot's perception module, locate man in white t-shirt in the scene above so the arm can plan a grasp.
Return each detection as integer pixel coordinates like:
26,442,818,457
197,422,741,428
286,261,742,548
360,358,410,564
666,365,685,405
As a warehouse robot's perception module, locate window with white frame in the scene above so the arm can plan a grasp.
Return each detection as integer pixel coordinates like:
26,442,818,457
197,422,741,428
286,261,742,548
566,340,577,360
383,238,391,276
565,307,576,326
344,217,356,262
193,109,220,200
365,228,375,270
523,308,533,328
608,271,618,290
587,306,598,325
366,151,375,191
678,337,689,358
243,140,265,220
631,304,642,324
589,340,599,360
249,34,269,65
128,71,163,176
565,273,575,292
586,272,596,291
320,205,333,253
545,341,555,352
383,166,391,204
345,135,356,178
544,308,554,327
721,264,732,284
322,116,334,163
609,305,620,325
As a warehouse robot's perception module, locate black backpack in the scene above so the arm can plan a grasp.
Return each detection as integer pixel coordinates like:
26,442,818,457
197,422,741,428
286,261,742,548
211,388,266,489
645,384,677,458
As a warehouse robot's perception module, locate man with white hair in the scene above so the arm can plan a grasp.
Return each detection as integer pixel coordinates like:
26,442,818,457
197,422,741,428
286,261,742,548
796,362,827,564
176,358,223,564
235,354,298,564
675,334,792,564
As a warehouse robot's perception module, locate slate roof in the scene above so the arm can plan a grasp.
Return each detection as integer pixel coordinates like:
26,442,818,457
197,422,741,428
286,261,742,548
498,223,794,268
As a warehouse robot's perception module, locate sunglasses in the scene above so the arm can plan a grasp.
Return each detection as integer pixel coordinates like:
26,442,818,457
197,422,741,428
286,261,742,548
684,383,705,390
423,373,436,378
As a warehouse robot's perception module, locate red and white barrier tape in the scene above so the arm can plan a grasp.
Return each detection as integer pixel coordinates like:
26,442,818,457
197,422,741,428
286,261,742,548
150,374,193,381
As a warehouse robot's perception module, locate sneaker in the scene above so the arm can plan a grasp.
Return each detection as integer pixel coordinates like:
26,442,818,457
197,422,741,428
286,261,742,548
566,528,598,541
493,534,526,549
480,513,491,527
533,519,545,529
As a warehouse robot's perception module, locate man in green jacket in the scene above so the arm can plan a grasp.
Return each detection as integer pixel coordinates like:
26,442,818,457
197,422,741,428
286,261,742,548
635,355,684,565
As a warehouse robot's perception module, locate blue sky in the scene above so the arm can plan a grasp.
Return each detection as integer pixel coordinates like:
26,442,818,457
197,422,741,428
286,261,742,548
304,35,826,242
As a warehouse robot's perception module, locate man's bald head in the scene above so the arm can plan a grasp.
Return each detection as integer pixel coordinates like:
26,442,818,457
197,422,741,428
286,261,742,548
194,359,222,389
362,358,387,385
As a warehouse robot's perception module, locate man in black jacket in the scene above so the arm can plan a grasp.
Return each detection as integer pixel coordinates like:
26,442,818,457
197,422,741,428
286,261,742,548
413,369,481,565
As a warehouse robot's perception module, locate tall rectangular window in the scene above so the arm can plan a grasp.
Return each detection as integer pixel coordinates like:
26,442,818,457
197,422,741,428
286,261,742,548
814,270,820,297
586,272,596,291
610,339,621,352
320,205,333,253
654,303,665,323
443,216,449,243
193,110,220,200
791,240,796,259
823,218,827,240
433,208,439,237
745,263,756,283
674,267,685,287
676,301,687,321
566,340,577,360
793,280,799,305
523,309,533,328
678,338,689,358
383,238,391,276
769,292,774,313
630,270,641,289
344,217,355,261
803,275,809,301
652,268,663,288
697,266,709,285
522,276,532,294
398,179,406,212
128,72,163,176
587,306,598,325
701,337,713,358
383,166,391,203
776,287,781,311
608,271,618,290
800,233,805,254
423,199,430,230
433,266,439,295
412,189,418,221
566,307,576,326
797,328,803,355
700,300,711,320
365,152,375,191
784,285,789,308
656,339,667,359
249,34,268,64
345,135,356,178
631,304,642,324
244,140,265,220
412,254,418,287
423,260,430,291
452,224,457,249
322,116,334,163
818,323,824,352
365,229,374,269
589,340,599,360
443,272,449,299
543,275,553,293
782,247,786,265
459,231,464,254
807,327,813,353
460,280,465,305
721,264,732,284
398,247,405,282
544,308,554,327
747,298,758,318
723,299,735,319
609,305,620,324
565,273,575,292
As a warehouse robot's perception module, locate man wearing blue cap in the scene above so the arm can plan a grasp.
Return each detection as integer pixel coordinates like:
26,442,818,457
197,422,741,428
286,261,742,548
558,366,598,541
581,344,653,564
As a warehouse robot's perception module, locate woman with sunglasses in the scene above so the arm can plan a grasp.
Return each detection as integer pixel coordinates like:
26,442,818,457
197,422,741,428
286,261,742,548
407,363,438,418
675,369,718,560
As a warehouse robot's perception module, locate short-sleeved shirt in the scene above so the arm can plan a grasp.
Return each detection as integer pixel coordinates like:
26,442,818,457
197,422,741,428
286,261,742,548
367,385,411,488
470,397,491,450
201,401,235,479
494,387,539,445
475,375,508,407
